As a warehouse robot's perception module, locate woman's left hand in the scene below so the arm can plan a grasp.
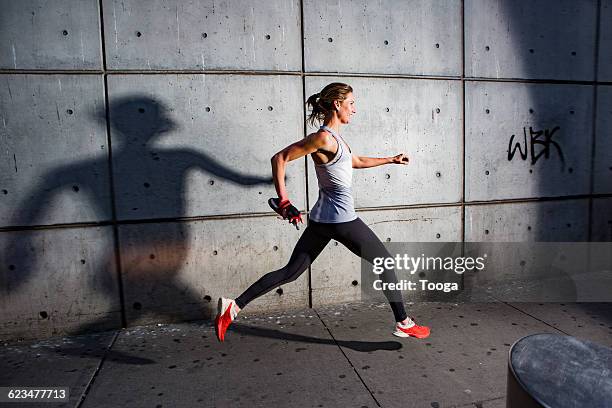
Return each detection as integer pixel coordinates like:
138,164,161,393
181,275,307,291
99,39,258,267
391,153,409,165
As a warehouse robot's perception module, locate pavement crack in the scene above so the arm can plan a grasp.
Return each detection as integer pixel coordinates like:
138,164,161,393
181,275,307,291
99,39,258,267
314,309,382,408
498,300,571,336
74,330,121,408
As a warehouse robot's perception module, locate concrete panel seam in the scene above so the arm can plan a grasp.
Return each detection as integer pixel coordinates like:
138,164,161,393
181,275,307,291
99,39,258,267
465,195,609,205
461,0,467,246
97,0,106,71
98,0,126,329
102,76,127,328
588,0,603,241
3,70,612,87
3,195,612,233
298,0,313,309
0,70,104,74
465,76,610,85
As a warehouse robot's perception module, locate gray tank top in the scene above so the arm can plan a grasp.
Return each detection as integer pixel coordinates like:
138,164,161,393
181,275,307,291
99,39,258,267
309,125,357,223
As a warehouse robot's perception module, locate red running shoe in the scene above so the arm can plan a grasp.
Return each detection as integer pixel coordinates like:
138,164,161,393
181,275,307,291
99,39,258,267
215,297,239,342
393,317,430,339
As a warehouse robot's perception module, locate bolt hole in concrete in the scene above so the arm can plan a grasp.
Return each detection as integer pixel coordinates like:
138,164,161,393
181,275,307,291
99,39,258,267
144,182,150,188
205,107,211,112
436,233,441,239
39,311,48,319
352,280,359,286
485,229,489,234
2,189,7,194
386,237,391,242
529,48,535,53
80,259,86,264
485,170,490,175
213,250,218,255
133,302,142,310
72,185,79,192
385,107,390,112
276,288,283,295
265,34,271,40
204,295,211,302
268,106,273,111
529,169,533,174
571,51,576,56
384,40,389,45
209,179,214,185
570,110,575,114
138,107,145,113
435,43,439,48
273,245,278,251
328,37,333,42
334,241,339,246
485,45,490,51
136,31,142,37
385,173,391,179
435,108,440,113
202,32,207,38
66,109,73,115
529,108,534,114
485,108,490,114
62,30,68,36
436,171,441,177
527,225,532,231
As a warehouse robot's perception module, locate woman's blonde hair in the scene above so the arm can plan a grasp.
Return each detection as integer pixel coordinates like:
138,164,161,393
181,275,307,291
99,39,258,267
305,82,353,128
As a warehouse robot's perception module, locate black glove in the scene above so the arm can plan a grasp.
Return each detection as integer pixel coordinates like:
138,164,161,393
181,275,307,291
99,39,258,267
268,198,303,230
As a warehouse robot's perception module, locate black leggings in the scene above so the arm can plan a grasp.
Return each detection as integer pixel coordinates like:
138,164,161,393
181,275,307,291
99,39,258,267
235,217,408,322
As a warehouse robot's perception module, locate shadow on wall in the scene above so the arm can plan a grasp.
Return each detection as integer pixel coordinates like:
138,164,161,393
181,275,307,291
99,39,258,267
465,0,612,304
1,96,273,335
500,0,605,304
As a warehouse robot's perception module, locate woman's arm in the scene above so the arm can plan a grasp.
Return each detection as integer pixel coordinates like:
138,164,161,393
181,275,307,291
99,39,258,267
352,153,409,169
271,132,328,200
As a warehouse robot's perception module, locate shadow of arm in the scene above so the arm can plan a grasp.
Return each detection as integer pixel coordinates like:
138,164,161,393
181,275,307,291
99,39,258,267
188,150,274,186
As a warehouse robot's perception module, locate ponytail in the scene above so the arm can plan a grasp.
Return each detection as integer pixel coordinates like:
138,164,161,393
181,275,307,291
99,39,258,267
305,82,353,128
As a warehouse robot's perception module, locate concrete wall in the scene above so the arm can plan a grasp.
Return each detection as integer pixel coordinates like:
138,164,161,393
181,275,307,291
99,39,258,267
1,0,610,341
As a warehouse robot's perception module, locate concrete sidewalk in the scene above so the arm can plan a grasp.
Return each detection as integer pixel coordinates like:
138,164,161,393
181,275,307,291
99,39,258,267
2,301,612,408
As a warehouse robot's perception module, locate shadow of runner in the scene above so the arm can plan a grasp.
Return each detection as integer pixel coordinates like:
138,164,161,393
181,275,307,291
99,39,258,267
56,343,157,366
2,95,275,339
229,322,402,352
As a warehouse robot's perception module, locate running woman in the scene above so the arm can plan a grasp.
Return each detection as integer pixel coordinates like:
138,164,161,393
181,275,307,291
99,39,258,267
215,82,430,342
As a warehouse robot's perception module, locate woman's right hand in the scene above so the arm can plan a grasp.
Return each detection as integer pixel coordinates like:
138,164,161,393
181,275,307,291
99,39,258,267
268,197,303,229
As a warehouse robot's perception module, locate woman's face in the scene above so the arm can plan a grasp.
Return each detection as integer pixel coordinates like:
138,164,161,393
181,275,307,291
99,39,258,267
335,92,356,124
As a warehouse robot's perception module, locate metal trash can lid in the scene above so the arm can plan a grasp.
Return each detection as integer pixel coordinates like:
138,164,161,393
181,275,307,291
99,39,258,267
509,333,612,408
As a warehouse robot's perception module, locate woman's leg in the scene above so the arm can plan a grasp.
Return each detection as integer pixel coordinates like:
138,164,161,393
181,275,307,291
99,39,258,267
234,223,330,309
330,218,408,323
